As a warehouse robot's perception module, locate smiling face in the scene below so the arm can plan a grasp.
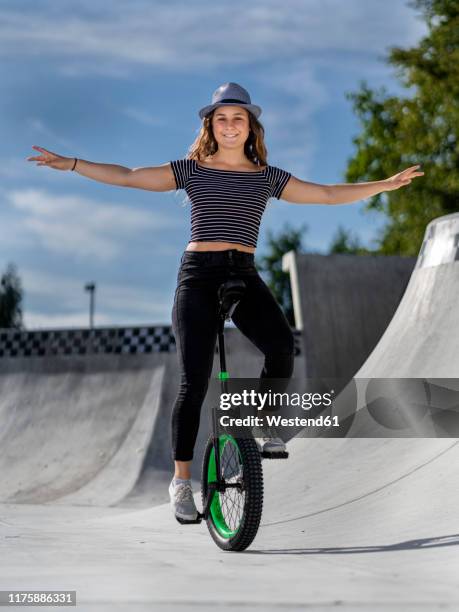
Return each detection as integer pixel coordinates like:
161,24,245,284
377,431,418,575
210,105,251,151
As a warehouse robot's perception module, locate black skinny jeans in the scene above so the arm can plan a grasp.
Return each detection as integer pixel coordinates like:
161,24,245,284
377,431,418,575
171,249,295,461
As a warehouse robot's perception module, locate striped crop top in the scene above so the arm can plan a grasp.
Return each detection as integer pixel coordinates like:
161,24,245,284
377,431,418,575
170,158,292,249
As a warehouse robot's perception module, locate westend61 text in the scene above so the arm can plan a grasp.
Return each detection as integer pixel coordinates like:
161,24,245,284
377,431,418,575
219,390,334,411
219,415,340,428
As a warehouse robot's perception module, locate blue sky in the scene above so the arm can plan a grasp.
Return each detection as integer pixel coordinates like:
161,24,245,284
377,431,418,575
0,0,427,329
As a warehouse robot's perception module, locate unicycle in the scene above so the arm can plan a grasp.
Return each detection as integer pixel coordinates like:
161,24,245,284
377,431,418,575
176,278,288,550
203,279,264,551
175,279,263,550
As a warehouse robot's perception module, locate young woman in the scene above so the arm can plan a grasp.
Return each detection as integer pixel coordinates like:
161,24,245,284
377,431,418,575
27,82,423,522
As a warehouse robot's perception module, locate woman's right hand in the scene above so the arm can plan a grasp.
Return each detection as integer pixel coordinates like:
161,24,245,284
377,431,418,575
27,146,75,171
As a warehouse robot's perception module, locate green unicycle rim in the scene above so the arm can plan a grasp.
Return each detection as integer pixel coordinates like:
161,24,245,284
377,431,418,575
207,434,244,539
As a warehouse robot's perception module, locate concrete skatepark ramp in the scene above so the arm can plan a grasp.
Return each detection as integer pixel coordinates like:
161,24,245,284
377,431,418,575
282,251,416,387
1,213,458,610
354,213,459,378
0,354,166,506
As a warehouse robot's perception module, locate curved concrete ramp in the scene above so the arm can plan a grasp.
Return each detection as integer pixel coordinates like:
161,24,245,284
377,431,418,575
354,213,459,378
282,250,416,388
0,354,166,506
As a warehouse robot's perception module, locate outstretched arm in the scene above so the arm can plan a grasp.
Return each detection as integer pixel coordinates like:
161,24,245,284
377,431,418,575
27,146,176,191
281,165,424,205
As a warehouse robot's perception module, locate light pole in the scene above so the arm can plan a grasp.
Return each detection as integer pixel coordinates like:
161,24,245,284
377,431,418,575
84,282,96,329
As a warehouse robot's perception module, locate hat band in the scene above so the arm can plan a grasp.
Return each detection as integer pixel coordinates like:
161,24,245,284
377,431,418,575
218,98,248,104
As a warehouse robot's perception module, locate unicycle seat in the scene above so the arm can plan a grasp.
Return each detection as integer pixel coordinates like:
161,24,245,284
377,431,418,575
217,279,246,320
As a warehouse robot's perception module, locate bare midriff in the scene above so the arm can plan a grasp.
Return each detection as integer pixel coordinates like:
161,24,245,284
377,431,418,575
186,241,255,254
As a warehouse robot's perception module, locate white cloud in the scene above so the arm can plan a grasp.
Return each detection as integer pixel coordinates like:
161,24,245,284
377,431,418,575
5,188,179,262
21,267,173,329
0,1,428,76
254,60,330,177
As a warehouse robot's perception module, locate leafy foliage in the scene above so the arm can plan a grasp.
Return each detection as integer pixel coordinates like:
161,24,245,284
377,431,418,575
328,225,373,255
344,0,459,255
0,263,24,329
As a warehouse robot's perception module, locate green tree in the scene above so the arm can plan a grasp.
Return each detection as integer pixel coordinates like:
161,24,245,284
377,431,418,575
344,0,459,255
328,225,373,255
256,221,308,326
0,263,24,329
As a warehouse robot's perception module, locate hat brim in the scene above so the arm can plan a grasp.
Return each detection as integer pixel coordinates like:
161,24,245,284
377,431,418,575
198,102,262,120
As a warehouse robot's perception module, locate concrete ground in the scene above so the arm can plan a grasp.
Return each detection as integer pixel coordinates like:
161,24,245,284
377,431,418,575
1,437,458,610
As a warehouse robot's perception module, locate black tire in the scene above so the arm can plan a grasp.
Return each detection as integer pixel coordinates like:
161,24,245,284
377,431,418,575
201,433,263,552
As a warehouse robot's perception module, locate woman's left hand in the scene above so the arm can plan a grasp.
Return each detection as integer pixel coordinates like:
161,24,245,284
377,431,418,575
384,165,424,191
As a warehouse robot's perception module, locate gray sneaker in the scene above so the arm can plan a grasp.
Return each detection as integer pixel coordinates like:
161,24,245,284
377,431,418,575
254,437,287,454
168,479,199,521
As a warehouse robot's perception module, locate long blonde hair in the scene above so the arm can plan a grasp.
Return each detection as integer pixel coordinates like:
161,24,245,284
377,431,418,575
186,109,268,167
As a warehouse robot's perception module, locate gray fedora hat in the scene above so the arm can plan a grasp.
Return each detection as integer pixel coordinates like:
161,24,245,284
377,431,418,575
198,82,262,120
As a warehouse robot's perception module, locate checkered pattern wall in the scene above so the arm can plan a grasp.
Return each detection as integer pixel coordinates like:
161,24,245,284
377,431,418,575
0,326,176,358
0,325,302,358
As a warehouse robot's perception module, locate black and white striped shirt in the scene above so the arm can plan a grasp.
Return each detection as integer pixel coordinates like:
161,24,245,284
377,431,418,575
170,158,292,249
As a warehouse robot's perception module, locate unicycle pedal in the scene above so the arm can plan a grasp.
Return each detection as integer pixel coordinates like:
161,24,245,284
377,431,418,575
260,450,289,459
